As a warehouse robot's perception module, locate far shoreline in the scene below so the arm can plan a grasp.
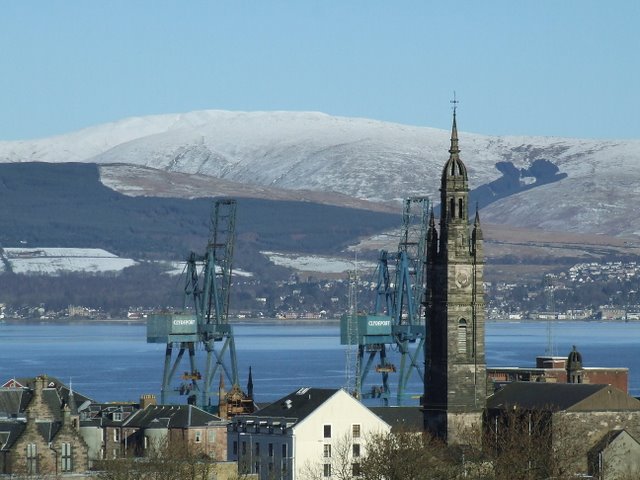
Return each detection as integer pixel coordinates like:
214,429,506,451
2,317,637,326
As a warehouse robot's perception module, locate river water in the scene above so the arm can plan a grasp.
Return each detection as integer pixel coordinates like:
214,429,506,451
0,320,638,405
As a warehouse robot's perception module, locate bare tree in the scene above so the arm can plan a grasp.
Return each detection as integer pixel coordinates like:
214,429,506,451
299,432,361,480
95,437,217,480
359,429,457,480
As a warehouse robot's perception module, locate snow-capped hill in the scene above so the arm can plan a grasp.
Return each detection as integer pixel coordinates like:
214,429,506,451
0,110,639,235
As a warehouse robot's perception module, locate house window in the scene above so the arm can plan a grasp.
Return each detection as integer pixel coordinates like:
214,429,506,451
61,442,73,472
323,425,331,438
195,430,202,443
114,429,121,442
255,442,260,456
352,462,361,476
112,412,122,421
352,443,361,458
323,463,332,477
281,443,288,458
242,441,247,455
269,443,274,457
458,319,467,354
26,443,37,474
352,424,361,438
324,444,332,458
208,429,216,443
255,461,260,474
233,441,238,456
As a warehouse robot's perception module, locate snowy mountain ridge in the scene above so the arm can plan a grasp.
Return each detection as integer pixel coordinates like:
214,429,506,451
1,110,639,235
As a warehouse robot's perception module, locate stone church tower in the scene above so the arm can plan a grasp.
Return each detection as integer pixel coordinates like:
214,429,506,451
423,109,486,442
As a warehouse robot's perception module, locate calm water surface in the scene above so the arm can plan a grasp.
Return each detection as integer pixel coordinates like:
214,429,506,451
0,321,638,404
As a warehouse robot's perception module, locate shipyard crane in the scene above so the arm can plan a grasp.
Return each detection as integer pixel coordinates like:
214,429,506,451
341,197,429,405
147,199,239,409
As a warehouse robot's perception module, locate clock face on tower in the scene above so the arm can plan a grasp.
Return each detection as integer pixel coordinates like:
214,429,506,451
455,266,471,288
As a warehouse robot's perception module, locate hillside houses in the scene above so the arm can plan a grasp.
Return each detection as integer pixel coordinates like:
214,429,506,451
488,260,640,321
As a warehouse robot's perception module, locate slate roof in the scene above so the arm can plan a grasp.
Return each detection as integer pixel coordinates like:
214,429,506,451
79,403,139,427
369,406,423,432
36,421,62,442
125,404,223,429
14,376,93,410
0,422,25,450
251,388,339,425
487,382,608,411
0,375,95,449
0,388,32,418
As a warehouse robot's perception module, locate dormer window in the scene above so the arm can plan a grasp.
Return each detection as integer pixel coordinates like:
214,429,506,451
113,412,122,422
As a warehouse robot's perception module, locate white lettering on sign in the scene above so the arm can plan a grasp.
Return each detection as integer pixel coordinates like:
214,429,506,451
367,320,390,327
173,319,196,326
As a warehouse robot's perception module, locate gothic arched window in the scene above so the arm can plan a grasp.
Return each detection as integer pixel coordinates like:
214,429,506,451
458,198,464,219
457,319,467,354
450,198,455,219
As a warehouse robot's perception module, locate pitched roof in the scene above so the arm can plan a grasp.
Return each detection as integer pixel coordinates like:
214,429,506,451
487,382,627,412
0,422,26,451
0,388,32,418
251,388,339,424
36,421,62,442
125,404,223,429
369,406,423,432
11,376,93,409
592,429,640,457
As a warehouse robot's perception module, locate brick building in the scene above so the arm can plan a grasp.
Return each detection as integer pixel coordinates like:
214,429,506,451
487,346,628,393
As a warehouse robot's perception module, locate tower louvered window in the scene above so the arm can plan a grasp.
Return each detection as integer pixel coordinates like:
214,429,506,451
458,320,467,354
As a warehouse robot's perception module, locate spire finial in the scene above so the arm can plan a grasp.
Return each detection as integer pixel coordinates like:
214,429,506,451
450,91,459,114
474,202,481,226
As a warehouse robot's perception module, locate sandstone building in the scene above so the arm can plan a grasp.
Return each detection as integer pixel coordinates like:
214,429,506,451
423,109,486,442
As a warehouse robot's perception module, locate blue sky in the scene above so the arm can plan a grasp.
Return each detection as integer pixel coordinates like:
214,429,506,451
0,1,638,140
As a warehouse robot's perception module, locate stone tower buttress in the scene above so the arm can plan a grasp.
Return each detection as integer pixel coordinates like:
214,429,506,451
424,109,486,443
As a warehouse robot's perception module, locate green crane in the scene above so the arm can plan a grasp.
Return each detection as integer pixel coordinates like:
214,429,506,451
341,197,429,405
147,199,238,409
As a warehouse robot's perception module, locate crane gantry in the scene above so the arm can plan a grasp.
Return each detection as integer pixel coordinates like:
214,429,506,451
341,197,429,405
147,199,239,409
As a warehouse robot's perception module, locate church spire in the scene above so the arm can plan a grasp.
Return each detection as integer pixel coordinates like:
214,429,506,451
247,366,254,400
449,109,460,156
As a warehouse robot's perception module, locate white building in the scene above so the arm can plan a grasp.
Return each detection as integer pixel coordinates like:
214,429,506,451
227,387,391,480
